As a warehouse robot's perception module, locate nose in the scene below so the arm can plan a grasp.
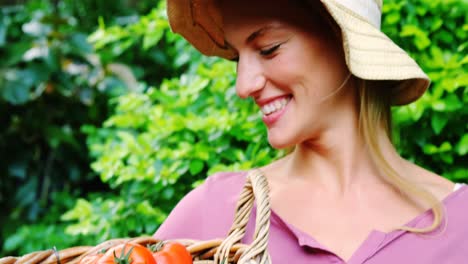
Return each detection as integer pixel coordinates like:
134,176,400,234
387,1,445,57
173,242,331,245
235,55,266,99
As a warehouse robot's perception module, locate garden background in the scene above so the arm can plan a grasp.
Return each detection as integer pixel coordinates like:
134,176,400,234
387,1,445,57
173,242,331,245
1,0,467,256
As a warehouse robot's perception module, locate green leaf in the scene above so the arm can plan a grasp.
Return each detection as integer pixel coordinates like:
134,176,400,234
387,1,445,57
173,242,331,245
422,142,452,155
384,12,400,25
143,27,164,50
189,159,204,175
162,187,175,200
439,142,452,152
3,41,31,66
400,24,431,50
415,33,431,50
430,18,443,31
8,160,28,179
430,113,448,135
446,168,468,181
0,13,8,47
3,232,24,252
452,74,468,92
68,33,93,55
432,94,463,112
1,63,50,104
440,153,454,164
444,94,463,111
456,134,468,156
2,78,31,104
423,144,438,155
61,199,93,221
400,25,421,37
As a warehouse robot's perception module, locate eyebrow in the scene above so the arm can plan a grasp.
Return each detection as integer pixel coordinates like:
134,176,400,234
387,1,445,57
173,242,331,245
246,25,275,44
225,24,281,49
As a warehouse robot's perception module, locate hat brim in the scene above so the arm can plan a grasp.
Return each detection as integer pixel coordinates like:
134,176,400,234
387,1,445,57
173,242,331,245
167,0,237,59
320,0,430,105
166,0,430,105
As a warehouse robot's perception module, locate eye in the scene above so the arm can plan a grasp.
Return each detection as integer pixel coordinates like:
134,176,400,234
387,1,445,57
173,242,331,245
260,44,281,56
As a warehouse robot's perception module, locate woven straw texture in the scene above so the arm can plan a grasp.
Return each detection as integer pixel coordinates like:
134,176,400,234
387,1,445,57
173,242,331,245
0,170,272,264
166,0,430,105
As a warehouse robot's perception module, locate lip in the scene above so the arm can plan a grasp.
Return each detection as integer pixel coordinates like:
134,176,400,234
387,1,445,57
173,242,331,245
261,96,291,127
255,94,291,107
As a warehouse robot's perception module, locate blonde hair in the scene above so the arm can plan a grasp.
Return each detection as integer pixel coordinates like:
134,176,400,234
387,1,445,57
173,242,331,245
358,78,445,233
308,0,446,234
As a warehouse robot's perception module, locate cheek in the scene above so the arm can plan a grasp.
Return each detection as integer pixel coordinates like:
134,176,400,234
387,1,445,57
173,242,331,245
266,52,305,87
278,52,319,98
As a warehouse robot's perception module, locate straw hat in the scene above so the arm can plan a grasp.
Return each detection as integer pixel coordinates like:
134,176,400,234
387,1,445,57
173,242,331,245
166,0,430,105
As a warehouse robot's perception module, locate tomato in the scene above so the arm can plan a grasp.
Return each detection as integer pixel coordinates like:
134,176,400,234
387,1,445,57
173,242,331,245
152,242,192,264
97,242,156,264
151,251,172,263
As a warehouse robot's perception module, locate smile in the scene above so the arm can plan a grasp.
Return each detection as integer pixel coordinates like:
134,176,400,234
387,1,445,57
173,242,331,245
261,96,291,116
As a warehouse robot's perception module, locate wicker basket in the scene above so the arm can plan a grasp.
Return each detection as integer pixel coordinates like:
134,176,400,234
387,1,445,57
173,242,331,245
0,170,272,264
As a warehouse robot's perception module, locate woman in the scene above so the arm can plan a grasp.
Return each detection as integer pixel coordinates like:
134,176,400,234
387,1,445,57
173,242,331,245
155,0,468,263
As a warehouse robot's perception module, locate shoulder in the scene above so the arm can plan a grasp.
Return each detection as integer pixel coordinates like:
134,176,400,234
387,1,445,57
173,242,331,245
439,184,468,247
175,170,249,209
429,183,468,239
203,170,249,195
181,170,249,209
445,183,468,216
153,171,248,240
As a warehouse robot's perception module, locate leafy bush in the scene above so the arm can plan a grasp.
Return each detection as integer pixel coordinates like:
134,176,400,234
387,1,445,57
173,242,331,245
384,0,468,180
0,0,152,256
0,1,111,252
87,2,202,86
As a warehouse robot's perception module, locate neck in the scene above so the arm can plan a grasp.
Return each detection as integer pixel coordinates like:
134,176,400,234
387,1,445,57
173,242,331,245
282,107,403,196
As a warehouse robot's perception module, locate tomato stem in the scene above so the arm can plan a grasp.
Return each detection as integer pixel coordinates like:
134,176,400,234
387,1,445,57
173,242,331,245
113,244,134,264
148,241,165,252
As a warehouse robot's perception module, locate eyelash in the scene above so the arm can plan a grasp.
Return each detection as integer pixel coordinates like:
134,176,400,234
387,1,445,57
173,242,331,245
260,44,281,56
230,43,282,62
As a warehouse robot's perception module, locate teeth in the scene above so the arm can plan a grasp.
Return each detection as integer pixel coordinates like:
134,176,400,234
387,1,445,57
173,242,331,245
261,97,290,116
274,100,281,109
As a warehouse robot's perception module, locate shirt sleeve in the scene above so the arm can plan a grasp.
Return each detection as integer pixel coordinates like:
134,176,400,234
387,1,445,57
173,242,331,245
153,178,210,241
153,171,247,241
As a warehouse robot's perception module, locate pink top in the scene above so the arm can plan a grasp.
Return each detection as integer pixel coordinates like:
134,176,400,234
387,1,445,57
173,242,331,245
154,171,468,263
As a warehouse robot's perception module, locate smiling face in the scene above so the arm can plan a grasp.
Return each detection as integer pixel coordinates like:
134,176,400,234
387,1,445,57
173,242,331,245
219,0,357,149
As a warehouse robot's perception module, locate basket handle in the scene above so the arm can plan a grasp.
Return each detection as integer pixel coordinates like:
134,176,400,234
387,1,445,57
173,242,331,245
214,169,272,264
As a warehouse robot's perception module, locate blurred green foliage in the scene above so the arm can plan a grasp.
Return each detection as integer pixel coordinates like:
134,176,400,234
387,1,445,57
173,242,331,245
1,0,467,257
0,0,161,255
383,0,468,180
0,0,111,253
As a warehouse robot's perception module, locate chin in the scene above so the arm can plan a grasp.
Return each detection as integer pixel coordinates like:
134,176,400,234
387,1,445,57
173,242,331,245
267,133,297,150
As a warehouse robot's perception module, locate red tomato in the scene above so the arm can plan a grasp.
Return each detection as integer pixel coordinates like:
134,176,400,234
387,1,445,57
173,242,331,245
97,243,156,264
152,242,192,264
